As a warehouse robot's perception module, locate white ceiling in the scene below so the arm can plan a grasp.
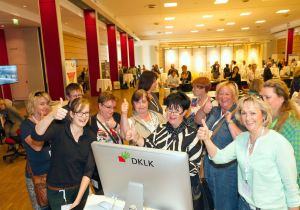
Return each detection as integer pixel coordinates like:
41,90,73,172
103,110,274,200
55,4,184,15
0,0,300,43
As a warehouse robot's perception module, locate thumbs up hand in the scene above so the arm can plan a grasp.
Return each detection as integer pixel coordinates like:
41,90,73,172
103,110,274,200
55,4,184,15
197,119,211,143
121,98,129,115
52,98,68,120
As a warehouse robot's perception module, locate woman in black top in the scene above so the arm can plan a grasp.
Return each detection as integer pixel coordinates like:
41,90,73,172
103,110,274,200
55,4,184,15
32,97,96,210
229,66,242,89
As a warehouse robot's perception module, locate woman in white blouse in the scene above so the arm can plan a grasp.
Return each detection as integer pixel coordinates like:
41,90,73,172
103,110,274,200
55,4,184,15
198,95,300,210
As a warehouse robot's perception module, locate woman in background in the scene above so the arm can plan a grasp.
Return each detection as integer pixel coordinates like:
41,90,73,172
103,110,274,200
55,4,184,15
229,66,241,89
20,91,51,210
260,79,300,185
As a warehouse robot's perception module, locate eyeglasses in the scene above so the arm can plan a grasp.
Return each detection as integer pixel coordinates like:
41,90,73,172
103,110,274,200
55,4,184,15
166,108,184,116
34,91,45,96
102,103,116,110
74,112,90,117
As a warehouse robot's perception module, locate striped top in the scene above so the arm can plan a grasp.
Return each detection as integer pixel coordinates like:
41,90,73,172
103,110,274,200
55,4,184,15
144,121,202,176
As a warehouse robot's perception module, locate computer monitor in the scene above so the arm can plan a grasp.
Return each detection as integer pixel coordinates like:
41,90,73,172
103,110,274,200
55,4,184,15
91,142,193,210
0,65,18,85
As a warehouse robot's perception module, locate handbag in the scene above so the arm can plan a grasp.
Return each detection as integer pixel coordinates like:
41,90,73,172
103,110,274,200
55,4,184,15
198,178,214,210
27,161,48,208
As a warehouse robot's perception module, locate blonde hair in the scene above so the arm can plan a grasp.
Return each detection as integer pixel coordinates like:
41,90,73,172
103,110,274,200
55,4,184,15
216,81,239,102
235,95,272,128
26,91,51,116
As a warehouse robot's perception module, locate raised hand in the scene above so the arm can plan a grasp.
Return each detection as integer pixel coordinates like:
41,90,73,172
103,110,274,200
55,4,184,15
224,111,233,123
121,98,129,115
202,96,212,114
197,119,211,143
52,98,68,120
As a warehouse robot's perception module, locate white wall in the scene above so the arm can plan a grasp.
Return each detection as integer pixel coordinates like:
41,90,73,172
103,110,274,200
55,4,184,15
5,28,44,100
134,40,159,69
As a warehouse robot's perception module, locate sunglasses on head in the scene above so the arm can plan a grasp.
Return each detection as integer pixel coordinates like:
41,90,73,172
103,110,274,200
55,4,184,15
34,91,45,97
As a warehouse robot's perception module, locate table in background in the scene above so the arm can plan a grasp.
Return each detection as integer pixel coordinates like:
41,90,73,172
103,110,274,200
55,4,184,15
123,73,134,84
97,79,112,92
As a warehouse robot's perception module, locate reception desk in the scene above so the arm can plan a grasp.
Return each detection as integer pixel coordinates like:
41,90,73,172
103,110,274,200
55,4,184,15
97,79,112,92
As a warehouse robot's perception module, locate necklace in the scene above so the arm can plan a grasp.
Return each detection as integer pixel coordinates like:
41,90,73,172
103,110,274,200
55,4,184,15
248,127,265,154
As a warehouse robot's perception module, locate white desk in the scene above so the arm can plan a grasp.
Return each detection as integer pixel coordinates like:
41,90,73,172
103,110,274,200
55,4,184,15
84,194,156,210
97,79,112,92
123,73,134,84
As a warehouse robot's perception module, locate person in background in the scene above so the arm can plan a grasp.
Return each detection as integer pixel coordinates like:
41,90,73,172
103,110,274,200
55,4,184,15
239,60,248,80
120,89,166,139
166,70,180,91
211,61,220,80
246,63,259,85
247,79,264,96
32,97,96,210
290,67,300,97
63,83,83,111
151,64,161,75
195,81,244,210
168,64,179,77
127,92,202,210
223,64,231,79
260,79,300,185
20,91,51,210
180,65,192,92
138,71,163,114
198,95,300,210
263,62,273,82
229,66,242,89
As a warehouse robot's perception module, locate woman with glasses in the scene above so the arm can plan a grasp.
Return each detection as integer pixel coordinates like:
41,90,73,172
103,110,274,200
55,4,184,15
120,89,166,139
198,95,300,210
138,71,163,114
195,81,244,210
20,91,51,210
32,97,96,209
126,92,202,210
260,79,300,185
89,91,122,195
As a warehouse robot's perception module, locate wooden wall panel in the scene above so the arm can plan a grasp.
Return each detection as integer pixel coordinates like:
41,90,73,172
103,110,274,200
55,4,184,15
276,38,286,54
293,35,300,55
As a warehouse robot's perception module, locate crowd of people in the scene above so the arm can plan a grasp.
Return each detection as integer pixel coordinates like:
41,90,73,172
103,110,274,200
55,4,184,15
2,61,300,210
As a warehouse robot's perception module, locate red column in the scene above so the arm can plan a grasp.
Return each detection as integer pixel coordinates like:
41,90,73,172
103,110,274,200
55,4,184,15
0,29,12,99
286,28,294,61
128,37,135,67
84,10,100,96
39,0,65,100
106,24,118,82
120,32,128,68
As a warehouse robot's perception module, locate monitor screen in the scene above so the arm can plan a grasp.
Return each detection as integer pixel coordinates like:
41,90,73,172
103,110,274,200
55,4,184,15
0,65,18,85
91,142,193,210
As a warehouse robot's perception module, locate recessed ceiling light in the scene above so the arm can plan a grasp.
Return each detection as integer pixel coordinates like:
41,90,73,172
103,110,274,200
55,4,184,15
216,28,224,32
164,2,177,7
214,0,228,4
241,27,250,30
191,30,199,33
12,18,19,25
226,22,235,25
240,12,251,16
255,20,266,24
165,25,174,29
276,9,290,14
164,17,175,21
23,5,27,8
165,31,173,34
196,24,205,27
0,25,4,28
203,15,213,19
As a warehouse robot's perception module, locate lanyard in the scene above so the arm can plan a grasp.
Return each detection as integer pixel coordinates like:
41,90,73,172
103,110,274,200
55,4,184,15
269,118,278,129
211,110,225,130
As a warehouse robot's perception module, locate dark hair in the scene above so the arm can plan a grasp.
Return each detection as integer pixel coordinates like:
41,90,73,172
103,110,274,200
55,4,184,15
192,77,211,92
166,92,190,111
98,91,116,104
68,97,90,121
138,71,158,91
65,83,82,96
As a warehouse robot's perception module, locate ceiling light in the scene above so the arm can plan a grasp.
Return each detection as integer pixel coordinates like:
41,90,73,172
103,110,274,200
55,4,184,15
241,27,250,30
240,12,251,16
12,18,19,25
255,20,266,24
164,17,175,21
191,30,199,33
203,15,213,19
226,22,235,25
23,5,27,8
214,0,228,4
165,25,174,29
276,9,290,14
196,24,205,27
164,2,177,7
165,31,173,34
1,25,4,28
216,28,224,32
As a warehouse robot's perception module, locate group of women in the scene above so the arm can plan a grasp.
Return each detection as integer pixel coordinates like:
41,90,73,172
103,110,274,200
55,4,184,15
19,70,300,210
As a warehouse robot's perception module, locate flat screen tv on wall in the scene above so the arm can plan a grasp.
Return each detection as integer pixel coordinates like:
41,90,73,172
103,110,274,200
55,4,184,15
0,65,18,85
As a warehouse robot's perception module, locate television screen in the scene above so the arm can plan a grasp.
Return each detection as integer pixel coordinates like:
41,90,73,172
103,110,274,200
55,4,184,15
0,65,18,85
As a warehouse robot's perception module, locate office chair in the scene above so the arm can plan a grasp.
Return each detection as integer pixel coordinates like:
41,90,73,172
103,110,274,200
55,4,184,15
3,129,26,162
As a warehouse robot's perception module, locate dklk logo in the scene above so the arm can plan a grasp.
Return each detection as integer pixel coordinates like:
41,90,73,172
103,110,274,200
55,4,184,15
118,151,154,167
118,152,130,163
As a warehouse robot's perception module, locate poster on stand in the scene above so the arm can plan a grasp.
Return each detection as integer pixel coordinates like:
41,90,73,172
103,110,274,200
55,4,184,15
65,60,77,85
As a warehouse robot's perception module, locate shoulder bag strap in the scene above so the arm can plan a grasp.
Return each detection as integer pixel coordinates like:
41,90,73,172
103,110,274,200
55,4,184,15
96,118,119,144
211,108,237,138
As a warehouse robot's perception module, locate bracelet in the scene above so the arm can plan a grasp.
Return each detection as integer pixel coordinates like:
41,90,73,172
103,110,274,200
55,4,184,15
227,120,234,124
